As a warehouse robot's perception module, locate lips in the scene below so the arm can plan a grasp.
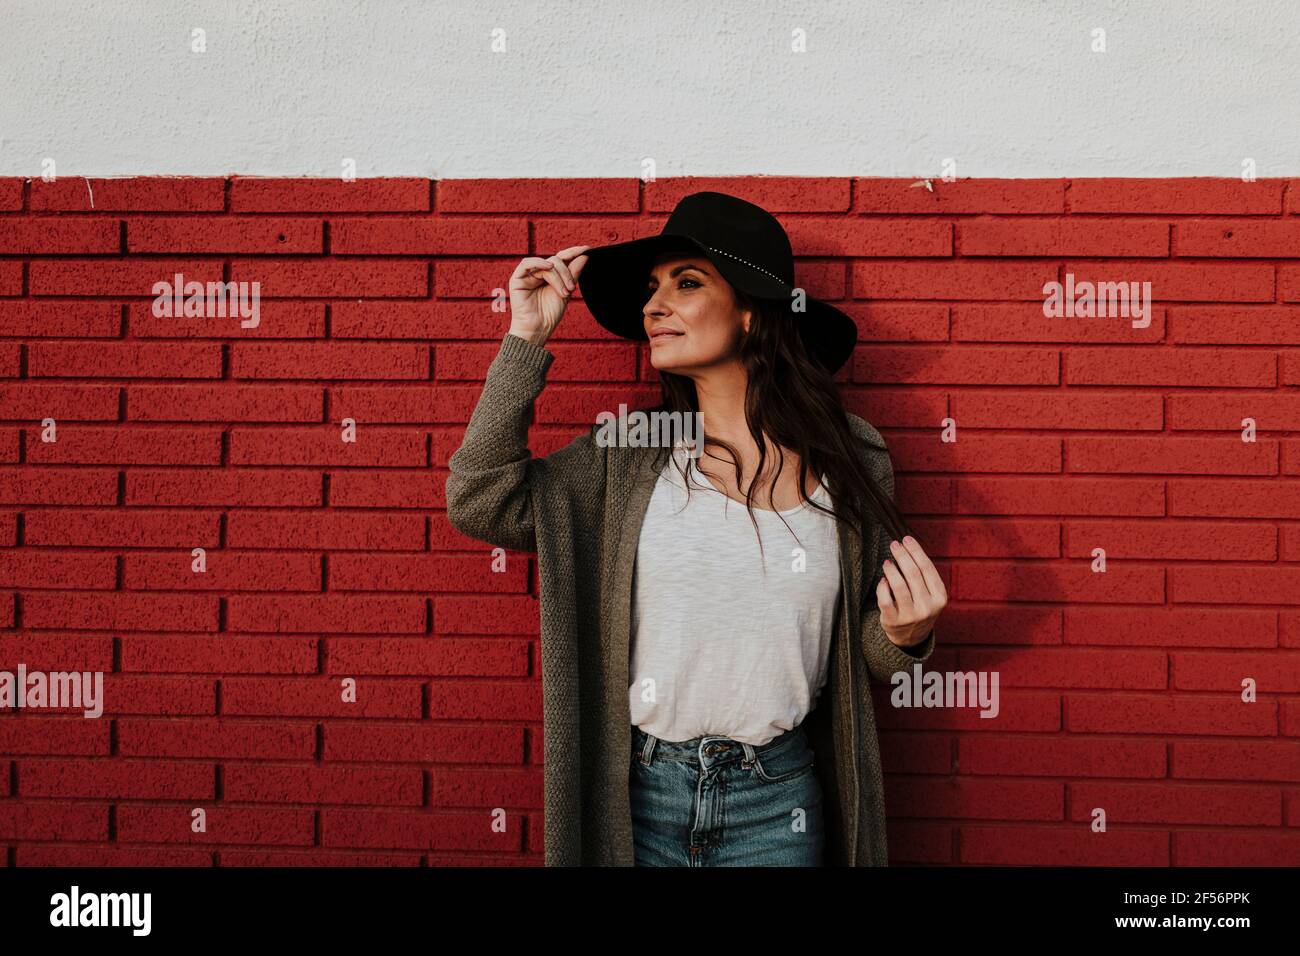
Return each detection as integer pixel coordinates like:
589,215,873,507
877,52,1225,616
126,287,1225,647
650,329,683,340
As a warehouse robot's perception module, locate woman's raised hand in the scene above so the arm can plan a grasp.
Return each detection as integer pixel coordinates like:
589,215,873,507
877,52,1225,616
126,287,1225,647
507,245,591,345
877,535,948,648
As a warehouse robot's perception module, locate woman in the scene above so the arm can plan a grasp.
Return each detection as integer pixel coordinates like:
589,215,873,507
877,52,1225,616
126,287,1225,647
446,191,946,866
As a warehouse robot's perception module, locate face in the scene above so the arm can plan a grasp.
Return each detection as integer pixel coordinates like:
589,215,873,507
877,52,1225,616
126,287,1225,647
641,252,752,373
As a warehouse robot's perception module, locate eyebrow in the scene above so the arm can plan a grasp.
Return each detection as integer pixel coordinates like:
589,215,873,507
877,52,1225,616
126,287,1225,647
647,263,709,284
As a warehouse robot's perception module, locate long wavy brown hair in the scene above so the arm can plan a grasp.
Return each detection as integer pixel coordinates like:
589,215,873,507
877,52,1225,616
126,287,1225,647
638,281,913,567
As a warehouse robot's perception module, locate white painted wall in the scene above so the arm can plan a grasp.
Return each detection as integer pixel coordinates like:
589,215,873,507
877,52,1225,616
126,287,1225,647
2,0,1298,177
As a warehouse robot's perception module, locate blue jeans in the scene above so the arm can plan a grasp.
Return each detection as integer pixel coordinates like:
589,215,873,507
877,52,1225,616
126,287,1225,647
629,722,825,866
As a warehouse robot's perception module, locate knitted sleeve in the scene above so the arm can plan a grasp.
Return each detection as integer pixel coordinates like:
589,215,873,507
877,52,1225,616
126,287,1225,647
857,431,938,681
445,331,600,554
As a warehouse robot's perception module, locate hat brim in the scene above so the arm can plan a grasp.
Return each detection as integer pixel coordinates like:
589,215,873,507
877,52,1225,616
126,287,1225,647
577,234,857,374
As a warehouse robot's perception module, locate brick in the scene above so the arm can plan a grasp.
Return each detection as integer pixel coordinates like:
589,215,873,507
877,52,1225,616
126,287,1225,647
1171,305,1300,344
330,553,526,592
0,218,118,254
29,178,225,211
221,678,421,718
1172,740,1300,782
1067,348,1275,386
230,427,425,467
7,485,86,540
1067,178,1283,214
852,260,1059,300
323,720,522,763
118,805,315,845
1175,219,1300,257
956,562,1164,604
952,391,1162,430
230,177,429,212
120,636,319,673
29,342,222,379
223,764,422,805
1173,651,1300,692
959,218,1169,256
331,301,485,340
845,303,950,341
227,595,425,633
1169,478,1300,517
959,735,1166,777
1065,607,1277,648
23,592,219,631
435,341,636,382
19,759,215,799
888,434,1060,473
1174,831,1300,866
885,777,1064,820
960,825,1169,865
332,217,527,255
118,718,316,758
648,178,850,212
782,218,951,256
952,303,1165,343
126,216,323,253
438,178,638,213
0,802,108,841
29,258,223,296
26,426,221,465
122,551,321,591
0,551,115,589
855,347,1059,385
0,384,119,420
1169,392,1300,430
232,343,429,380
226,511,423,549
905,518,1059,558
1065,694,1275,735
953,477,1163,516
229,258,427,297
127,469,321,506
1061,260,1273,301
25,509,220,547
1170,567,1300,604
959,648,1167,688
0,301,121,337
1068,783,1279,825
931,604,1062,645
127,384,323,422
1065,519,1275,560
326,637,527,677
854,178,1065,214
1066,436,1277,475
129,300,325,339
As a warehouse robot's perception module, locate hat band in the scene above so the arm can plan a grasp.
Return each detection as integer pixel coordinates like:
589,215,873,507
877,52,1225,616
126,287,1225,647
703,244,789,286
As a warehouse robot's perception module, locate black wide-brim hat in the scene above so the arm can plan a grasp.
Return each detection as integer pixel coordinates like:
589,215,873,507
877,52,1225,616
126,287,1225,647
576,191,858,375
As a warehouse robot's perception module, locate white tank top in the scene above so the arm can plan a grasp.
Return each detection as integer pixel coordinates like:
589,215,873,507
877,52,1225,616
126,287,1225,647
627,443,842,746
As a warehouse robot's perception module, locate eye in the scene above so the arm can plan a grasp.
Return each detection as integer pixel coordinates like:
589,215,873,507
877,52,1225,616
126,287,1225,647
644,277,702,299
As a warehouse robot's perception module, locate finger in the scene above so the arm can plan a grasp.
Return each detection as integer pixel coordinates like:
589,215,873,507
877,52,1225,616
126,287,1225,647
901,535,947,602
875,575,897,623
522,260,570,299
568,252,590,280
548,254,576,291
554,244,592,261
888,539,929,604
510,257,556,287
881,559,914,614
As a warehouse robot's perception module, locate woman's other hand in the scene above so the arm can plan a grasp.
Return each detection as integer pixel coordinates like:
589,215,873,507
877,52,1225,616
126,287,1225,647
507,245,591,346
877,535,948,648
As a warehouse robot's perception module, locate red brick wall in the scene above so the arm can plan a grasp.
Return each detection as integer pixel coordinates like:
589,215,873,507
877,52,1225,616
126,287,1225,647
0,175,1297,866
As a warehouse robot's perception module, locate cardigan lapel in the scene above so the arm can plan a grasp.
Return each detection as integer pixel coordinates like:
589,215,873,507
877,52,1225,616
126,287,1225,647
609,441,664,716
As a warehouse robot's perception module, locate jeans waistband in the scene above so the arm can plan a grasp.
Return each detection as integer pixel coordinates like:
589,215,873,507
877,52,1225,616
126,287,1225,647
631,723,806,769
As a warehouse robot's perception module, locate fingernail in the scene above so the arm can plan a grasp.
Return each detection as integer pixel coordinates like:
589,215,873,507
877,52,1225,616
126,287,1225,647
904,535,916,545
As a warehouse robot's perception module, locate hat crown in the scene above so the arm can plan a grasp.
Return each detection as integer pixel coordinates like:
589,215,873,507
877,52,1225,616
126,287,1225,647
662,191,795,286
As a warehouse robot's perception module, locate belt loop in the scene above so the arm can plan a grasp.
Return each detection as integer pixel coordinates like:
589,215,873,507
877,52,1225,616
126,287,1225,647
741,741,757,769
641,732,657,766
